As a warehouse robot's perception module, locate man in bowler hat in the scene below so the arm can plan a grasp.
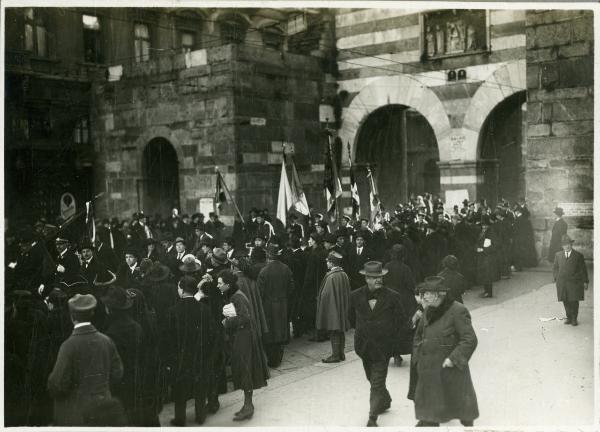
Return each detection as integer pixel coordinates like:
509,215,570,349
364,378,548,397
348,261,407,427
553,234,589,326
548,207,568,263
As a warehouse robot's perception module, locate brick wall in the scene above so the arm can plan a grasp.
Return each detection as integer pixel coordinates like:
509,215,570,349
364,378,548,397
525,10,593,259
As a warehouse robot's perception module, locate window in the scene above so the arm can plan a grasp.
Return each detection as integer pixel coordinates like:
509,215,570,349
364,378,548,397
180,31,195,54
82,14,103,63
73,118,89,144
219,15,247,45
262,27,284,50
134,23,151,62
24,8,47,57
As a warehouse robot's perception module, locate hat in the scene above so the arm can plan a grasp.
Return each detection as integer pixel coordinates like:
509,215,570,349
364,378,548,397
146,263,171,282
317,221,329,229
359,261,389,277
101,285,133,310
160,232,174,242
554,207,564,217
174,237,186,245
309,232,323,244
315,213,324,219
354,230,369,240
419,276,450,293
335,229,347,239
288,214,298,221
229,248,249,262
179,255,203,273
324,233,337,244
266,244,282,258
211,248,228,265
561,234,574,245
194,222,206,231
442,255,459,270
254,233,266,241
179,275,199,294
124,246,139,258
68,293,97,312
55,237,70,245
326,251,343,266
342,215,351,222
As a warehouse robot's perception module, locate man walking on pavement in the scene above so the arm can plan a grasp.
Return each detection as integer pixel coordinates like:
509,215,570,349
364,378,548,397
553,234,589,326
547,207,568,263
316,251,351,363
348,261,406,427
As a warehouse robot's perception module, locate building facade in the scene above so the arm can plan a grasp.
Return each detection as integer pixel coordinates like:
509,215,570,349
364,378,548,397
3,7,594,258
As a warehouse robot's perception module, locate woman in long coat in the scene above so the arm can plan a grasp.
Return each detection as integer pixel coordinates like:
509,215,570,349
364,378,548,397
218,270,269,421
408,277,479,426
383,244,417,364
512,207,538,270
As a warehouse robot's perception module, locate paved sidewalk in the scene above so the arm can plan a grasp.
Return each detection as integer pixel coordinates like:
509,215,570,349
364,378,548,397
159,266,594,427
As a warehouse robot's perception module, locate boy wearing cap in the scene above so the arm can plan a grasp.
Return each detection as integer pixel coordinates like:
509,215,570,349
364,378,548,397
47,294,124,425
348,261,406,427
553,235,589,326
409,276,478,427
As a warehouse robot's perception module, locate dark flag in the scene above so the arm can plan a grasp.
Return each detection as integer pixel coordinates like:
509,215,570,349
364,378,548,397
215,170,227,212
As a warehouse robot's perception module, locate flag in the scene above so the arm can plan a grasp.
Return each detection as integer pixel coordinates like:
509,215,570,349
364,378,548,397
85,200,96,243
277,157,294,226
324,137,343,214
348,142,360,219
214,171,227,213
366,165,381,223
290,156,310,216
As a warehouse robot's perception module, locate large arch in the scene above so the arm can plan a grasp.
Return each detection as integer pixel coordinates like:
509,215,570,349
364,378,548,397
462,59,526,150
142,138,180,217
339,74,452,165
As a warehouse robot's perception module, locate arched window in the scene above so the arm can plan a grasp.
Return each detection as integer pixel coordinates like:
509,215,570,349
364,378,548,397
219,14,248,45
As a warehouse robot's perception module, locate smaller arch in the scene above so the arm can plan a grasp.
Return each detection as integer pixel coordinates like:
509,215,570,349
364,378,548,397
142,138,180,217
462,59,526,134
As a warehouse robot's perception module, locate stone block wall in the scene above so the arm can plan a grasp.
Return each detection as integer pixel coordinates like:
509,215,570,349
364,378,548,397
525,10,593,259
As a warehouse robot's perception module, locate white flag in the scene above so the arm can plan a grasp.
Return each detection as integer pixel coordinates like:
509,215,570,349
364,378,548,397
276,159,294,227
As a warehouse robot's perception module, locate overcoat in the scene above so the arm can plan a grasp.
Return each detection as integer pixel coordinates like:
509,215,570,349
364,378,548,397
547,218,568,262
475,228,497,286
347,246,373,290
409,299,479,423
234,270,269,339
512,213,538,268
384,260,417,354
223,289,270,391
47,324,124,426
257,259,295,345
315,267,351,332
348,286,406,361
420,231,449,278
553,249,588,302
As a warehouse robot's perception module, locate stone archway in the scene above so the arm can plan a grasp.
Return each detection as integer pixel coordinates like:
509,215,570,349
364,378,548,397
339,74,452,165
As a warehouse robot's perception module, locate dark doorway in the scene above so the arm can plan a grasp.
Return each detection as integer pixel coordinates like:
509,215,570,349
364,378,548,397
479,91,527,205
142,138,180,217
355,105,439,215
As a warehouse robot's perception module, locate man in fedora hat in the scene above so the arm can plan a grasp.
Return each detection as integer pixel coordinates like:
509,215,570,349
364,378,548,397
257,244,295,367
101,285,143,423
316,251,351,363
348,261,406,427
553,234,589,326
408,276,478,427
47,294,123,425
548,207,568,263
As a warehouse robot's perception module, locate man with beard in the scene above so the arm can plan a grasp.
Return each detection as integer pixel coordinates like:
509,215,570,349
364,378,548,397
408,276,478,427
316,251,351,363
349,261,406,427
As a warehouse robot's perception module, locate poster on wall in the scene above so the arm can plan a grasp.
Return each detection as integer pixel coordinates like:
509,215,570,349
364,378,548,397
445,189,469,211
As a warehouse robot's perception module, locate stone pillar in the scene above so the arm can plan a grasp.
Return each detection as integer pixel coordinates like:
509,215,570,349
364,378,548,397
438,159,499,207
526,10,593,259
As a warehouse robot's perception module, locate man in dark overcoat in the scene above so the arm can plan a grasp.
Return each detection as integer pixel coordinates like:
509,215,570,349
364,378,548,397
511,206,538,270
420,223,448,278
257,244,295,368
101,285,144,424
408,276,478,427
281,235,307,338
547,207,568,263
47,294,124,426
475,216,498,298
437,255,467,304
383,244,417,366
553,234,589,326
348,261,407,427
316,251,351,363
164,276,216,426
348,231,373,290
53,237,82,289
302,233,329,341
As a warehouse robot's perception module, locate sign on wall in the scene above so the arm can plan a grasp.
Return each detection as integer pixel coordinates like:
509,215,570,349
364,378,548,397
558,202,593,217
60,193,76,220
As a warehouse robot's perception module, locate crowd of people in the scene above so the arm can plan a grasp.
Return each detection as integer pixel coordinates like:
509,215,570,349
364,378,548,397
6,192,564,427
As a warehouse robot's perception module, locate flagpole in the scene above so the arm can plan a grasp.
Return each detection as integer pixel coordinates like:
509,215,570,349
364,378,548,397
216,168,245,224
325,118,340,225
